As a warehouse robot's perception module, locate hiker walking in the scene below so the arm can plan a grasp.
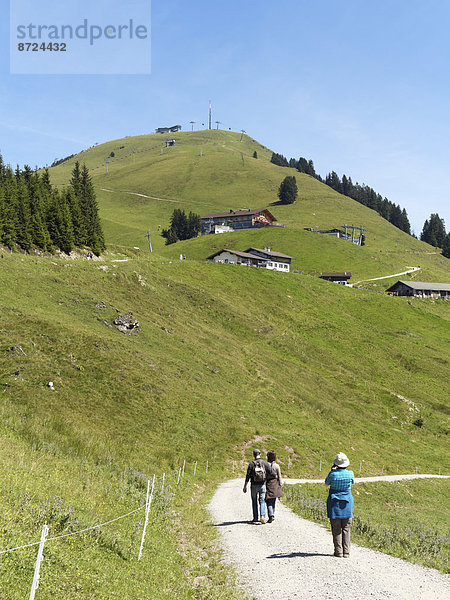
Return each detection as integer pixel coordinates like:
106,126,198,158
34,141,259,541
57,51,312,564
243,449,271,524
325,452,354,558
265,450,283,523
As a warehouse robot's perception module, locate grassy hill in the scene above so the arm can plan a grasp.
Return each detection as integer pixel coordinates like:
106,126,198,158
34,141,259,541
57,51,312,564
2,250,448,468
46,130,449,290
0,130,448,596
1,249,449,595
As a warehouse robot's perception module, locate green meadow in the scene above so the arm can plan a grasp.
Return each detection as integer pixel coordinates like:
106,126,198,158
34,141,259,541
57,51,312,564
284,478,450,572
0,129,448,596
46,130,448,290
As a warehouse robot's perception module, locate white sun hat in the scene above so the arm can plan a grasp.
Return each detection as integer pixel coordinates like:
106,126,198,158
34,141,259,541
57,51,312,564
333,452,350,468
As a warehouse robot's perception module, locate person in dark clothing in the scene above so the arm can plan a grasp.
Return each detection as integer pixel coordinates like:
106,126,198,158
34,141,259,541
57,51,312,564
243,449,272,524
265,450,283,522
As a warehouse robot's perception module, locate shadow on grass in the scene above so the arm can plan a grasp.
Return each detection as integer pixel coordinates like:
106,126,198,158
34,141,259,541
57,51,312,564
267,552,331,559
268,200,292,207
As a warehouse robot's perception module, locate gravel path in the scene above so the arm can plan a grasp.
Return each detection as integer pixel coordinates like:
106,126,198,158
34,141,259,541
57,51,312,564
208,477,449,600
99,187,179,203
353,266,420,285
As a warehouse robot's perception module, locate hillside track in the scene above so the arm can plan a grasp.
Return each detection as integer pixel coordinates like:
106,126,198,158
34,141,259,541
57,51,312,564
99,187,179,203
208,477,449,600
98,187,211,206
353,266,420,285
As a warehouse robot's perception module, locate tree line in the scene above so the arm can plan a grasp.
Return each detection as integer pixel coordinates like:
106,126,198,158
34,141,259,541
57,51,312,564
271,152,411,234
420,213,449,258
0,155,105,255
162,209,201,245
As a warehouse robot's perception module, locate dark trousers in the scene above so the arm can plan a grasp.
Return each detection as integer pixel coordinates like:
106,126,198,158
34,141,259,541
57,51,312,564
330,518,352,555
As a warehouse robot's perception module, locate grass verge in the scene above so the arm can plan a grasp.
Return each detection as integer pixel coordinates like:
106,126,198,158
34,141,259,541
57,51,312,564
0,434,247,598
283,479,450,572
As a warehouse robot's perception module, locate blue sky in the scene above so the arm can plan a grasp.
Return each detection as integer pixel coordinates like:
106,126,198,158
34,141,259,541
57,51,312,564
1,0,449,235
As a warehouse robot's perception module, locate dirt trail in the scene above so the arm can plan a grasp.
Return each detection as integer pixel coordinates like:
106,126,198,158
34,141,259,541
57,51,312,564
99,188,179,203
208,476,449,600
353,266,420,285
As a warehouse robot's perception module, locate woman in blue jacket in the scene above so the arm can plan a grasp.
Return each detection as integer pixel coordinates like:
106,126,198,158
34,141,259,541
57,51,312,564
325,452,354,558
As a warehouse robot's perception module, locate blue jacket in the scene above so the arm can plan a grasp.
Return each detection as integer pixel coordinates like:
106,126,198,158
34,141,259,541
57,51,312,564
325,468,354,519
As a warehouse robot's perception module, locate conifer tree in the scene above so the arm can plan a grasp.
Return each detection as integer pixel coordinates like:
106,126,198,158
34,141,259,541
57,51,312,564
79,165,105,254
0,154,105,254
0,167,17,249
162,208,201,244
401,209,411,235
70,162,82,199
27,172,51,250
389,204,403,229
187,211,201,239
270,152,289,167
278,176,298,204
170,209,188,240
0,184,5,244
420,213,446,247
65,188,83,246
442,232,450,259
58,192,75,254
46,190,64,251
31,212,49,250
162,228,179,245
15,175,32,252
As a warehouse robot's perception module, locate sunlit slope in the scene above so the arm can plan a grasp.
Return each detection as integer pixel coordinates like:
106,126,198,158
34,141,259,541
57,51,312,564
47,130,449,285
158,227,450,290
1,251,448,473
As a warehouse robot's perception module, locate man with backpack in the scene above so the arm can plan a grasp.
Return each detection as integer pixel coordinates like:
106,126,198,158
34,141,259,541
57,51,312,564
243,449,272,524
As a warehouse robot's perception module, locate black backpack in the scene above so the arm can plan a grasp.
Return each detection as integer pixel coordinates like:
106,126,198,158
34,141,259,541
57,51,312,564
252,459,266,483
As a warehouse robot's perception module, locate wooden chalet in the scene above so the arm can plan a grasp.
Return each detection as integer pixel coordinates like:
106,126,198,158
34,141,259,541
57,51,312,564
244,248,294,272
155,125,182,133
201,208,279,235
207,249,268,268
320,272,352,285
386,281,450,299
207,247,294,272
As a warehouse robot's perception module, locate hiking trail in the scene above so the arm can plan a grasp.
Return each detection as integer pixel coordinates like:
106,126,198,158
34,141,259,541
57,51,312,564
208,475,449,600
353,266,420,286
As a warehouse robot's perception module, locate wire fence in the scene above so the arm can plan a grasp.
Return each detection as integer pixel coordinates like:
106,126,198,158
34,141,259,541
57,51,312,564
1,470,176,598
1,457,448,598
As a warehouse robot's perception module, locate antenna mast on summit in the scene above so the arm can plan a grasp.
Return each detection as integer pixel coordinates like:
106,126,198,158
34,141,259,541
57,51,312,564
209,100,212,130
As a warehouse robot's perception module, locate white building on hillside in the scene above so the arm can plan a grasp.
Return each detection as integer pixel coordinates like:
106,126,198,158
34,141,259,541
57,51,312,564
207,247,294,272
